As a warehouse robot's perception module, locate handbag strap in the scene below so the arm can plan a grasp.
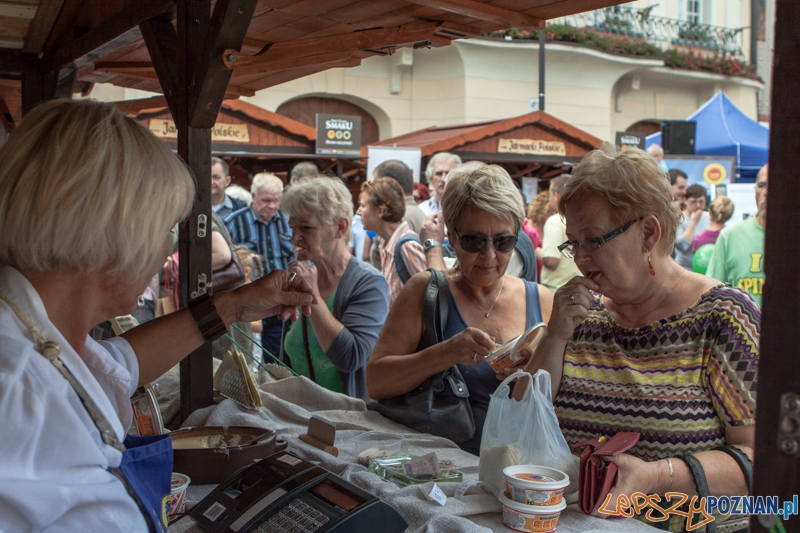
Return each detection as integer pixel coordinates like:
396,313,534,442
420,269,445,348
678,454,717,533
715,445,753,493
301,315,316,382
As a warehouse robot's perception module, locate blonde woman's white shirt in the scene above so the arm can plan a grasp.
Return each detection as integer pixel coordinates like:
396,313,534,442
0,266,147,532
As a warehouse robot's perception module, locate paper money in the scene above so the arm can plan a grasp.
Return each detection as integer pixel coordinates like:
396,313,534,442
402,452,441,479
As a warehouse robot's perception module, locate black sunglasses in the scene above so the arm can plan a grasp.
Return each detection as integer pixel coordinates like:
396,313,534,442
454,231,518,254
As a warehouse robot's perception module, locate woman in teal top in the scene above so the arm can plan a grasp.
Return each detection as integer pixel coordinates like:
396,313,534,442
279,178,390,397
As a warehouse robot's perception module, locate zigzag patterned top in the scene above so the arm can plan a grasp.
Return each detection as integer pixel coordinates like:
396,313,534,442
554,284,758,461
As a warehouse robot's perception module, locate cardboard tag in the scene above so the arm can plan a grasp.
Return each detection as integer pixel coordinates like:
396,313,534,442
420,483,447,506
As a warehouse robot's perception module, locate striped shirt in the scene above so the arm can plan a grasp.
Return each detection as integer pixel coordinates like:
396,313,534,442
555,284,758,531
225,207,294,275
380,222,427,304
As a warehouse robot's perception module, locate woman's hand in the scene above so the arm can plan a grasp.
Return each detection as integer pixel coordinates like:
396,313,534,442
446,326,497,366
549,277,598,341
420,212,446,243
288,260,320,302
590,453,663,518
216,269,317,325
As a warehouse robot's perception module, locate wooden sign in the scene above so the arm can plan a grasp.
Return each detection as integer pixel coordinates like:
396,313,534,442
148,119,250,143
497,138,566,156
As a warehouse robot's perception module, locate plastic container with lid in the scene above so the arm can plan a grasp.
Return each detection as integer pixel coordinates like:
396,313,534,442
484,323,546,372
499,492,566,533
503,465,570,507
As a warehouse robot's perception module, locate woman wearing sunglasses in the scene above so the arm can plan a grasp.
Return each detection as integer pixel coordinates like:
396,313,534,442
522,144,757,532
366,165,553,455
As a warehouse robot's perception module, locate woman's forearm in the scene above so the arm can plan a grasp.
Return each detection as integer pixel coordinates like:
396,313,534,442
306,302,344,352
522,332,568,399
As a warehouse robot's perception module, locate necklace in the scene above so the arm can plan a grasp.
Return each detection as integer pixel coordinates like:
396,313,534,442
472,277,505,318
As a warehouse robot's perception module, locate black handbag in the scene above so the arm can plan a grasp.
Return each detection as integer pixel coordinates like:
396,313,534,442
366,269,476,444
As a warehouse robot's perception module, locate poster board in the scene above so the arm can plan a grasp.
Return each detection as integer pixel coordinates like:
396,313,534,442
366,146,422,182
717,183,758,224
663,155,737,194
316,113,362,155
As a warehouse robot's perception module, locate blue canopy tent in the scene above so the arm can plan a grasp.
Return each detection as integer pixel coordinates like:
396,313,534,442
645,92,769,181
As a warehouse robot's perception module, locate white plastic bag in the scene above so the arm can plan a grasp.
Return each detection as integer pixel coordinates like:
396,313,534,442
479,370,579,495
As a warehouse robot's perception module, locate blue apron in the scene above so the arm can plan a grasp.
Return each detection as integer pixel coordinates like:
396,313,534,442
113,434,174,532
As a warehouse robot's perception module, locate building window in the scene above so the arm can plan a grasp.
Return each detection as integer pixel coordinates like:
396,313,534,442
687,0,701,24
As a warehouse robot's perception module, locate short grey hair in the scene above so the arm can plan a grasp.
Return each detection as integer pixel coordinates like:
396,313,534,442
251,172,284,195
442,165,524,235
211,156,229,177
425,152,462,180
0,99,194,279
281,178,353,243
290,161,319,185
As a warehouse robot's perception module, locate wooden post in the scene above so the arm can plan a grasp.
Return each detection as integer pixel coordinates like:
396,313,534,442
142,0,258,421
751,0,800,530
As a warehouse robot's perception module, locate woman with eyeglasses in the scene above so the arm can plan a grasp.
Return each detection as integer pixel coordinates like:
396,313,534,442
522,143,758,532
366,165,553,455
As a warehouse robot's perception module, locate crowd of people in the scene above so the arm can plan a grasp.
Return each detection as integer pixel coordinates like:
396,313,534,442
0,98,764,532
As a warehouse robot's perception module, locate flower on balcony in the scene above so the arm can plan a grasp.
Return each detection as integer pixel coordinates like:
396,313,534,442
485,24,761,81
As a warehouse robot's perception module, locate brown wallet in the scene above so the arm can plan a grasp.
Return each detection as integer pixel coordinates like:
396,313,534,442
575,432,641,515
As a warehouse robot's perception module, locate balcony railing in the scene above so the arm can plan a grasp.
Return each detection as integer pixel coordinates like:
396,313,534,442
553,6,744,59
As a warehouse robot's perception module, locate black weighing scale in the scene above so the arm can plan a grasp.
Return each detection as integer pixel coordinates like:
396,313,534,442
190,451,408,533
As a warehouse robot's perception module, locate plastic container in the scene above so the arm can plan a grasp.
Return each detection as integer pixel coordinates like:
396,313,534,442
168,473,191,520
353,431,408,465
485,323,546,372
368,455,463,487
503,465,569,507
499,492,566,533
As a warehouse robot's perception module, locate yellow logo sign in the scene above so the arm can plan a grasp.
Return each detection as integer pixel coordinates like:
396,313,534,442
703,163,727,185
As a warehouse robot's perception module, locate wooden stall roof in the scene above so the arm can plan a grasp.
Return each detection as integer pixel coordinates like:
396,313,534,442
366,110,604,163
0,0,625,127
131,98,324,157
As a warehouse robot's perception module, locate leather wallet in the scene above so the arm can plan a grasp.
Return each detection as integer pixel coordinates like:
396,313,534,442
575,432,641,515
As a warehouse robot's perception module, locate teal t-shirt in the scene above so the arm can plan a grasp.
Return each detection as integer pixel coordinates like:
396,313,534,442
706,216,765,306
284,291,343,393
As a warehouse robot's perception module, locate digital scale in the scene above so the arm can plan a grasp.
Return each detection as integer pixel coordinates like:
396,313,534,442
190,451,408,533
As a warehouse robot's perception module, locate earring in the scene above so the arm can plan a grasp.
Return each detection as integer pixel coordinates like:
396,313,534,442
647,252,655,276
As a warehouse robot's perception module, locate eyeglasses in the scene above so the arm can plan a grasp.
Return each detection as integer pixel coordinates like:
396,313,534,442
558,219,640,259
454,231,518,254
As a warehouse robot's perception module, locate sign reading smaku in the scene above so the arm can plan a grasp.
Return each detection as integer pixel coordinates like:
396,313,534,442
497,138,567,156
316,113,362,155
149,120,250,143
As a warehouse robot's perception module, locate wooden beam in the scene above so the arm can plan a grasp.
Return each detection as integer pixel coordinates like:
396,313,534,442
22,0,65,55
223,21,439,76
113,95,168,114
189,0,259,127
751,0,800,529
41,0,175,72
510,163,542,179
402,0,544,29
139,16,179,110
94,61,154,71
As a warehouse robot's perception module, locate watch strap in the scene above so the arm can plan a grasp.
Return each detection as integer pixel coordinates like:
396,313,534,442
189,293,227,342
423,239,441,251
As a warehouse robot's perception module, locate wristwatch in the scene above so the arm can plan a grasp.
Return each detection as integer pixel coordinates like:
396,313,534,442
422,239,441,252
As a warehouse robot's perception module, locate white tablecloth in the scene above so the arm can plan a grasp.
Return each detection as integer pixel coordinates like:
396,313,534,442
168,376,659,533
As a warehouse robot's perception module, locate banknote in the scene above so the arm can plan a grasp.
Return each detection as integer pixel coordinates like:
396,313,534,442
402,452,442,479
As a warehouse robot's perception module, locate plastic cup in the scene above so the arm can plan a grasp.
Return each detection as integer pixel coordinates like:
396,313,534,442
169,473,191,521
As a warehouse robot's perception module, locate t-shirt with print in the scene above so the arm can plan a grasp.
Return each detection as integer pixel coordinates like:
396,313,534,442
706,216,765,306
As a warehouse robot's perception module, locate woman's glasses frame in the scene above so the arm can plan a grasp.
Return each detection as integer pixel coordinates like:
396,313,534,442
558,218,641,259
453,231,518,254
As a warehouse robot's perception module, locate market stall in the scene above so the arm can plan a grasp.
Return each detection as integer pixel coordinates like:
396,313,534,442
365,110,603,194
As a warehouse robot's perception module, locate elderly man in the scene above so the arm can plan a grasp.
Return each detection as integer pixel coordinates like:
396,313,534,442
226,172,294,356
419,152,461,216
707,164,768,306
668,168,688,206
647,144,670,175
211,156,247,220
289,161,319,186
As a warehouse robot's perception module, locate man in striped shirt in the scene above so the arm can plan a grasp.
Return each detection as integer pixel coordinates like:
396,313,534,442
226,172,294,357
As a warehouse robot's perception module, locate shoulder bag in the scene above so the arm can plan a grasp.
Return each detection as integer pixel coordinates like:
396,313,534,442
366,269,475,444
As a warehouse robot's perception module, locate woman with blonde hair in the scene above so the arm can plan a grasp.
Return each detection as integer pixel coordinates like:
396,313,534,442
523,143,757,531
367,165,553,454
0,99,315,532
281,178,390,397
693,195,735,252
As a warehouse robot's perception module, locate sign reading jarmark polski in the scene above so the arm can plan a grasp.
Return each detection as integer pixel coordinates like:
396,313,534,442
316,113,362,155
149,119,250,143
497,138,566,156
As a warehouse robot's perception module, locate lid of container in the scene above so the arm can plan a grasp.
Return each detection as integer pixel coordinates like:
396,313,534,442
499,492,567,514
